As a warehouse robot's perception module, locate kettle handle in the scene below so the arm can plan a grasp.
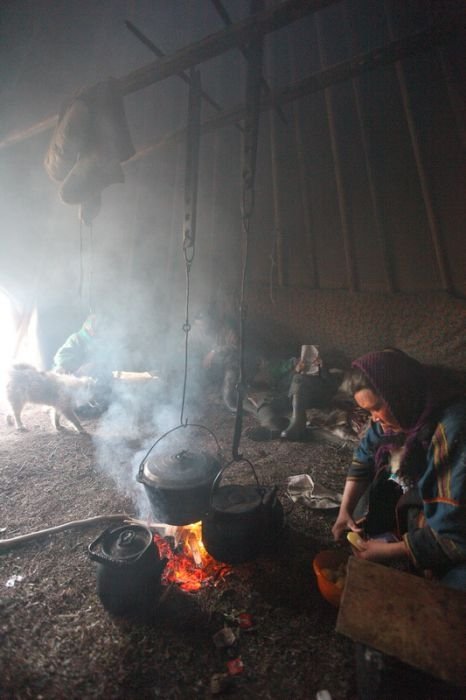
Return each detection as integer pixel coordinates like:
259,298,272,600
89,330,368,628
137,422,222,482
208,457,262,508
88,526,153,567
88,544,123,566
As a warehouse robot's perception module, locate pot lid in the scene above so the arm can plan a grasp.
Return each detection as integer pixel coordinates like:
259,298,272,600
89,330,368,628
212,484,262,514
101,525,153,563
142,449,220,489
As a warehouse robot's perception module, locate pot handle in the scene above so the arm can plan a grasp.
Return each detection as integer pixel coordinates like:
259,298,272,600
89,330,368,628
137,422,222,482
208,457,262,508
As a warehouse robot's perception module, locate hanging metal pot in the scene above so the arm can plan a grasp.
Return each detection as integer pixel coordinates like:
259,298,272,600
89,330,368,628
88,524,167,617
136,424,222,526
202,459,284,565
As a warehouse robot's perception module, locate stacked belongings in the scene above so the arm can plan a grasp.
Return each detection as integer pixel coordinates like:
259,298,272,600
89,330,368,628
44,77,135,224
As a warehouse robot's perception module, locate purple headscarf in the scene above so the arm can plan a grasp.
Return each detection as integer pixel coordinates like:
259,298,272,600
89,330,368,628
352,349,430,431
352,349,460,481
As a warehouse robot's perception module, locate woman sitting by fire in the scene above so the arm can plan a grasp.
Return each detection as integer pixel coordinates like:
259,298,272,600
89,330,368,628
332,348,466,591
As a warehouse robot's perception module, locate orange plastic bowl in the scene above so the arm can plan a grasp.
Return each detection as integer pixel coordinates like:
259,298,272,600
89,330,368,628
312,549,350,608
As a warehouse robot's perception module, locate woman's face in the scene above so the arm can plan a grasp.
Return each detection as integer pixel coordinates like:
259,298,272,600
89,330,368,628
354,388,402,433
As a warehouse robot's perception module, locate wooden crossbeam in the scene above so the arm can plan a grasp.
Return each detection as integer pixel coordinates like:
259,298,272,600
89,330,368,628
194,22,455,134
122,21,453,165
266,21,455,109
0,13,453,155
0,0,339,152
117,0,339,95
124,20,228,117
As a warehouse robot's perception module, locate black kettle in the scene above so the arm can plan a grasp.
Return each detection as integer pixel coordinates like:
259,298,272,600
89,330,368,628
202,459,284,565
88,524,167,617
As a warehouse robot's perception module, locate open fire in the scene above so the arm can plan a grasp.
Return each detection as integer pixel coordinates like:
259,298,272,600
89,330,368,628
154,522,230,592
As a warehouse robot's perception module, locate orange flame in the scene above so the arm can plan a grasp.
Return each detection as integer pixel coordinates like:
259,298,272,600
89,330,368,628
154,522,229,592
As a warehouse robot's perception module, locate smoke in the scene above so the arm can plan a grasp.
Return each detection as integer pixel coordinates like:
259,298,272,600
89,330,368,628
0,291,17,411
0,2,240,518
91,342,216,520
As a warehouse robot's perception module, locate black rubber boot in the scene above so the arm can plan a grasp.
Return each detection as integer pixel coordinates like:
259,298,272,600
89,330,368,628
257,403,289,430
280,392,307,440
246,400,290,441
222,367,239,412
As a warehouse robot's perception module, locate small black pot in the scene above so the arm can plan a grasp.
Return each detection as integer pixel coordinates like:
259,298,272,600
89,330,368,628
202,460,284,564
88,524,167,617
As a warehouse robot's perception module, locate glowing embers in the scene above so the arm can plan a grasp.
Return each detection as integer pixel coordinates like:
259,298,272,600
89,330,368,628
154,522,230,593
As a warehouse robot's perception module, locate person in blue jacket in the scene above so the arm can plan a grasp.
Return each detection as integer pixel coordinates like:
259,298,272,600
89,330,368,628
53,313,105,375
332,348,466,590
53,313,112,415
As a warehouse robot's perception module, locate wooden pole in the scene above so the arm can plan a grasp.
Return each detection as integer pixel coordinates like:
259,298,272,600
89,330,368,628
343,3,396,293
315,12,358,292
210,0,288,126
427,0,466,149
266,46,286,287
268,109,286,287
288,33,319,288
0,114,58,151
436,47,466,149
384,0,454,294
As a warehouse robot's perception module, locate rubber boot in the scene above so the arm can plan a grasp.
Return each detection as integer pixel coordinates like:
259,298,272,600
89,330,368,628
280,391,307,440
258,403,288,432
246,400,289,441
222,367,239,412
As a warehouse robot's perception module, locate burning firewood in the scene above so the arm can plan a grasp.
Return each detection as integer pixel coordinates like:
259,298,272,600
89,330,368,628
153,522,232,592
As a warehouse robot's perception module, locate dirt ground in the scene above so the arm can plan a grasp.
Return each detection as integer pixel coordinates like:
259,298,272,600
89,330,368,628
0,388,462,700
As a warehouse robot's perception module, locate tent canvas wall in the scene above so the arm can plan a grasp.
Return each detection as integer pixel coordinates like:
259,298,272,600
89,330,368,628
0,0,464,371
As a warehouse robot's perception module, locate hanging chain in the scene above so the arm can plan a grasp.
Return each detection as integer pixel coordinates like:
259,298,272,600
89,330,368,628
269,232,278,304
231,0,264,461
180,259,192,427
88,222,94,313
78,218,84,300
78,219,94,314
180,68,201,426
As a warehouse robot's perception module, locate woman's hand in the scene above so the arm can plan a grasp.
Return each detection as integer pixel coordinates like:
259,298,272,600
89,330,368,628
351,539,408,562
294,359,307,374
295,357,322,374
331,511,364,541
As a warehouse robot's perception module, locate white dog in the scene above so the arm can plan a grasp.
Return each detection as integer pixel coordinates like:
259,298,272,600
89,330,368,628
5,364,96,433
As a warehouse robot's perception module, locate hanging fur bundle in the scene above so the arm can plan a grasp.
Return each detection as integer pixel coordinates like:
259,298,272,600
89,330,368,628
44,77,135,224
